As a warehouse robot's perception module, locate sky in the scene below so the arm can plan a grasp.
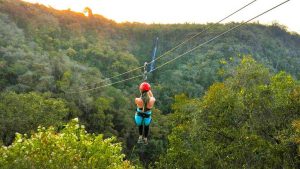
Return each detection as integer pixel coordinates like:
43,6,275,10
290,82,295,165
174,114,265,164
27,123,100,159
23,0,299,33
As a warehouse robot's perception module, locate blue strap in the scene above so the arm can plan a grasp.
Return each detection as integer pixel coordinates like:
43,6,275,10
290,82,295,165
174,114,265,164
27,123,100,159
149,37,159,73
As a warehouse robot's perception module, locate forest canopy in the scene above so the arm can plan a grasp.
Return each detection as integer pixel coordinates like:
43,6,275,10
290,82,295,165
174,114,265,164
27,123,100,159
0,0,300,168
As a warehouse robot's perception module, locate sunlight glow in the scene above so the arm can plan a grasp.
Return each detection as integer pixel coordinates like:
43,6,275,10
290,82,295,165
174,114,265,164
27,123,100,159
23,0,300,33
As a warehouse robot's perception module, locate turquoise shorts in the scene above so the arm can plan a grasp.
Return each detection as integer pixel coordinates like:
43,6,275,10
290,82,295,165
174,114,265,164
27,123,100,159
135,108,152,126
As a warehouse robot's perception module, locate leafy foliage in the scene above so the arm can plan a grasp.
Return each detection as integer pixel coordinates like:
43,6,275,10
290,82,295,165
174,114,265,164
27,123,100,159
0,92,68,145
0,118,135,169
0,0,300,167
158,57,300,168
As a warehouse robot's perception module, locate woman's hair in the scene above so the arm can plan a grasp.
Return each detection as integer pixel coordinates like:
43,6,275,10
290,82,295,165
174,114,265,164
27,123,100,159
141,91,150,110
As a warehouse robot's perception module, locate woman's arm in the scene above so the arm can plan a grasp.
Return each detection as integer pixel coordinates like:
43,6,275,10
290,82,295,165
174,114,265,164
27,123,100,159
147,90,155,108
147,90,154,97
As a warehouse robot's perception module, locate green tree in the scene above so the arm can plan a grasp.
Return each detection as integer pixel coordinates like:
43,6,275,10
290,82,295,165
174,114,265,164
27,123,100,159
0,118,136,169
1,1,300,167
158,57,300,169
0,92,69,145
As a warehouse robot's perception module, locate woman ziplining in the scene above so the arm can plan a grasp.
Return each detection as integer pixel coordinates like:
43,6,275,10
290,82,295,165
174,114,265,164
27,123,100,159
134,82,156,145
133,38,158,145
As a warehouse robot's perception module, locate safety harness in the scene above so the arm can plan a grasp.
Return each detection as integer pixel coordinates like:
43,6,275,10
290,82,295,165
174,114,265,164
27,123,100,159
136,108,151,118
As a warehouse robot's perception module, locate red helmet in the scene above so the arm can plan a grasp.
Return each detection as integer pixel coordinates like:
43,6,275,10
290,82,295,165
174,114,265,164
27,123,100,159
139,82,151,92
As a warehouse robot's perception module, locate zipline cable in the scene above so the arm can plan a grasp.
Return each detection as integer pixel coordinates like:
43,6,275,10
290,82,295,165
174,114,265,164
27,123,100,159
74,0,258,89
148,0,258,64
78,65,144,89
151,0,290,73
67,0,290,94
66,74,144,94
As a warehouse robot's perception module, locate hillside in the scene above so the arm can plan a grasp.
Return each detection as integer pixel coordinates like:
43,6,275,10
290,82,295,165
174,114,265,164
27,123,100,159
0,0,300,168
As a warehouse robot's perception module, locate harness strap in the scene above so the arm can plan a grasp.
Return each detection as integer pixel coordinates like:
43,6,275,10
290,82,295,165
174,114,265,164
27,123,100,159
136,112,151,118
136,108,151,118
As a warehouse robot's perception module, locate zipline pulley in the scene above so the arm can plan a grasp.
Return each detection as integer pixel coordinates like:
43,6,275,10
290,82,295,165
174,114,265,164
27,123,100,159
143,62,148,81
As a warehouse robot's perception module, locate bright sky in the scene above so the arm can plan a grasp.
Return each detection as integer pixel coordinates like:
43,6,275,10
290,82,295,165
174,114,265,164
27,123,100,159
23,0,299,33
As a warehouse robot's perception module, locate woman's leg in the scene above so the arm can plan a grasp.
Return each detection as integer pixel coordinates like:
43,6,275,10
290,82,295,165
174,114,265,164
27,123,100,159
143,125,150,144
143,116,152,139
135,113,143,126
135,113,144,143
139,125,143,136
138,126,143,143
144,125,149,138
